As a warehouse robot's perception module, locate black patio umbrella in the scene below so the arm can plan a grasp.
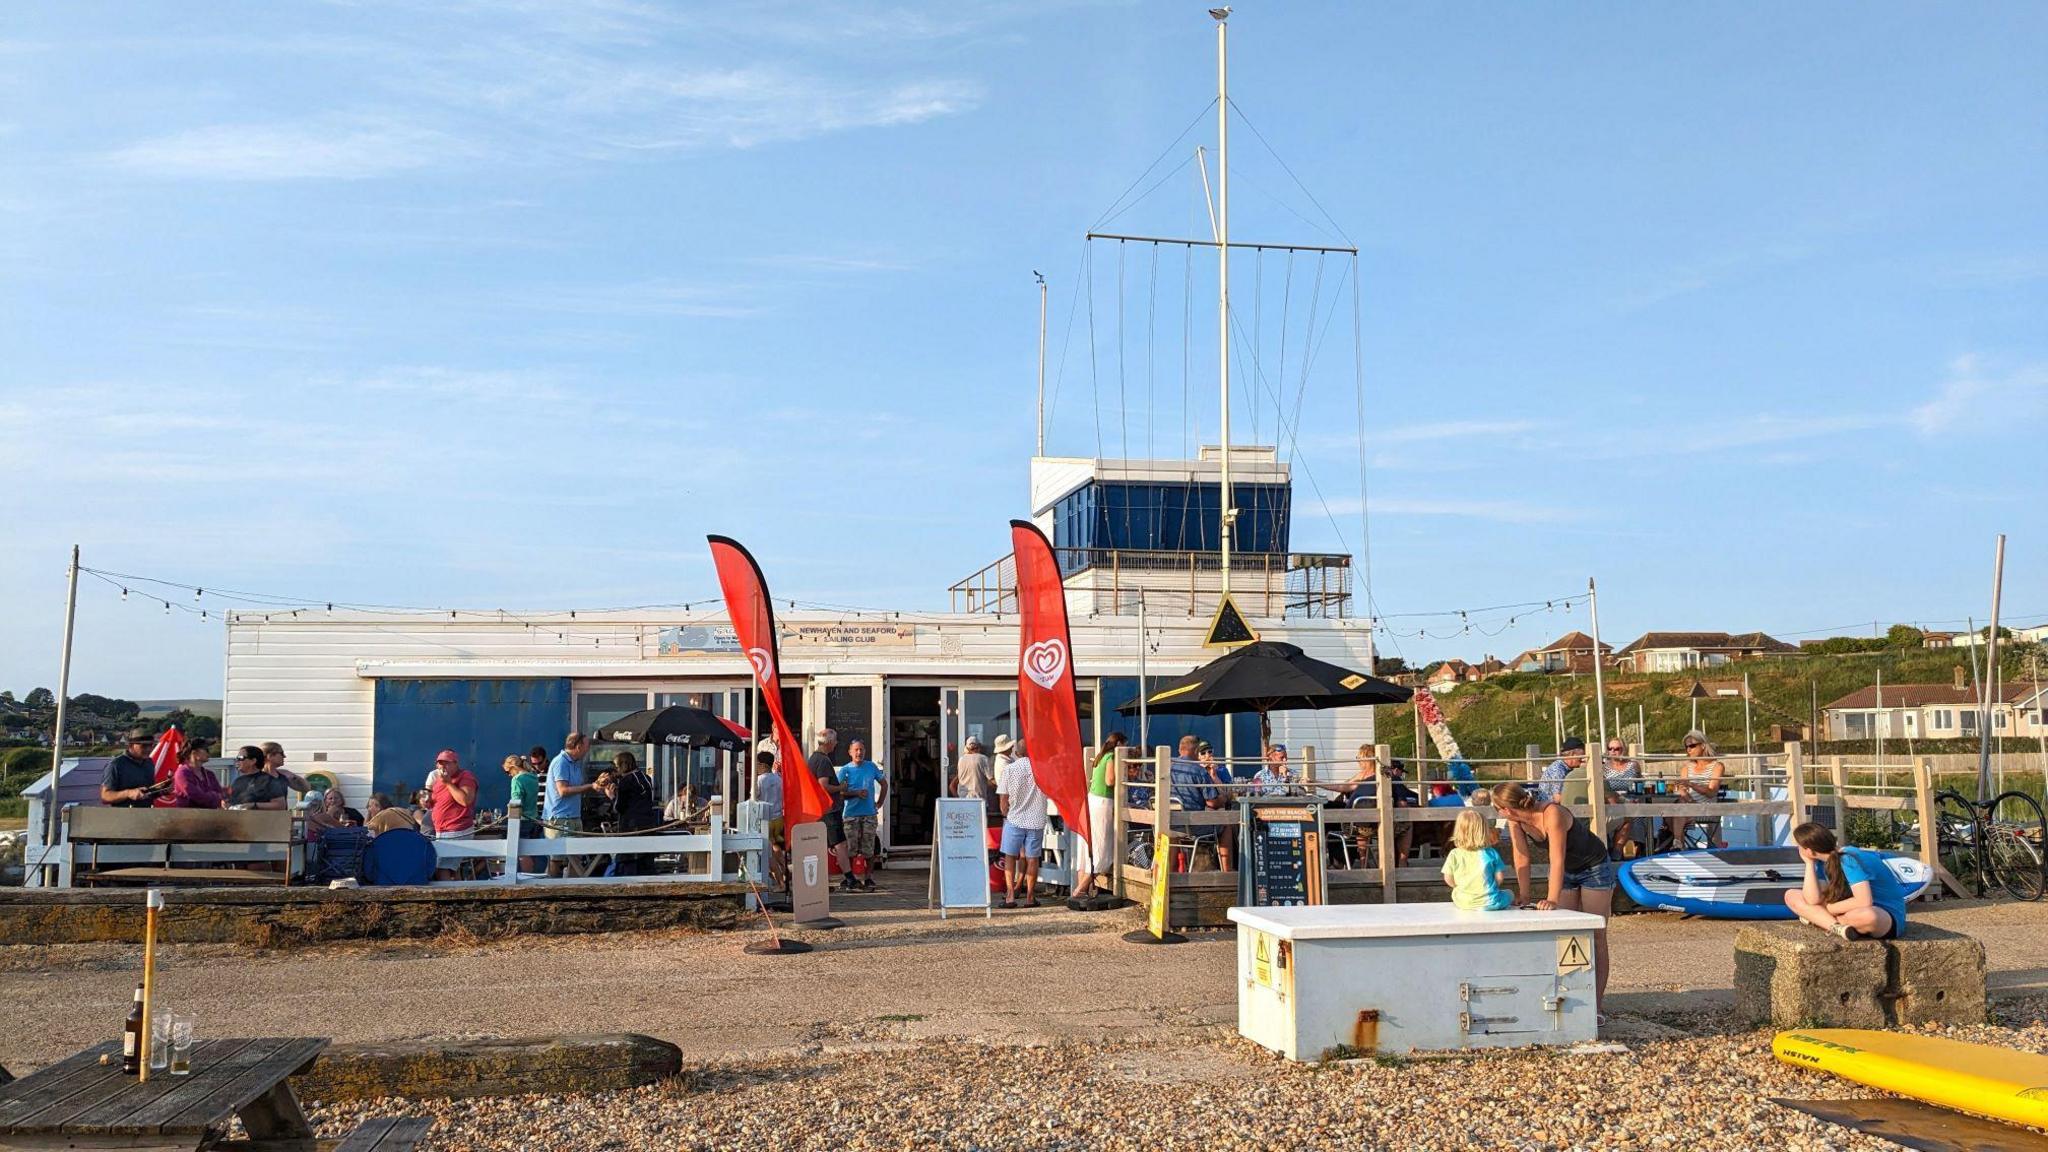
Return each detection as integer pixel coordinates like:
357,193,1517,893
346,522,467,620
1116,641,1411,734
597,706,752,753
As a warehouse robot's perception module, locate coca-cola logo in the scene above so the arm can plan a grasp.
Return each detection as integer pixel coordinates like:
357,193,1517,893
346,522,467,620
1023,638,1068,689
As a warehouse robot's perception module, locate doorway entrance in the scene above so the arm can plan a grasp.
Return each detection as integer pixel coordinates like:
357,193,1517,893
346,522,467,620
888,687,942,850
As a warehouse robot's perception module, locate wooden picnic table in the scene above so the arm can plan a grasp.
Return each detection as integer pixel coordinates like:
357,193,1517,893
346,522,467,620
0,1037,326,1151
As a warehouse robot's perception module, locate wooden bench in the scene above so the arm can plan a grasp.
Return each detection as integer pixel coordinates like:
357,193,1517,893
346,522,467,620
335,1115,432,1151
66,806,296,887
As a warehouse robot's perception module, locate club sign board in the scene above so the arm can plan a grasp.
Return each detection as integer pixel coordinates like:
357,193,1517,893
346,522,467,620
932,797,992,917
1237,800,1326,908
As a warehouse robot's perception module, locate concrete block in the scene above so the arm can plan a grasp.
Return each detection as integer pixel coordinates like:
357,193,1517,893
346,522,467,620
293,1033,682,1103
1888,923,1987,1026
1734,921,1987,1029
1735,923,1889,1028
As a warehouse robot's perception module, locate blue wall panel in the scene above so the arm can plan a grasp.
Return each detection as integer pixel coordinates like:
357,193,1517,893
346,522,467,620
372,679,572,812
1095,676,1261,779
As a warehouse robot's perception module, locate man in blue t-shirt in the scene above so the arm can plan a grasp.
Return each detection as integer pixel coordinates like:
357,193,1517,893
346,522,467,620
543,733,602,878
836,740,888,891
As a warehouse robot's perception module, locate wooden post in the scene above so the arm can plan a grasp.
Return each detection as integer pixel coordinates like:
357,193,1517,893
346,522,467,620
139,889,162,1081
1586,737,1607,840
1302,745,1317,786
1911,756,1938,873
1843,754,1859,832
504,814,521,886
1376,743,1396,904
1784,741,1807,830
1524,743,1542,784
1111,746,1128,901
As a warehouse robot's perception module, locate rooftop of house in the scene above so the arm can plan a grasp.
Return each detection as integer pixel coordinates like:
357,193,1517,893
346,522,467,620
1616,630,1798,655
1824,682,2040,710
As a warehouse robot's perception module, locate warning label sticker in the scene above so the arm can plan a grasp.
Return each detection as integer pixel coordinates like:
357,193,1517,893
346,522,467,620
1556,933,1593,975
1252,932,1276,988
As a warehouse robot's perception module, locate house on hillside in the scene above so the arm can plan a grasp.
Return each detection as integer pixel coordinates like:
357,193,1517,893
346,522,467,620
1426,660,1477,692
1509,631,1612,674
1921,632,1960,649
1822,673,2048,740
1951,624,2048,648
1474,655,1509,679
1614,631,1797,673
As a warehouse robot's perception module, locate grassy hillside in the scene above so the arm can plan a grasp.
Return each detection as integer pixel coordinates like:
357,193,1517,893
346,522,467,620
136,699,222,719
1386,646,2044,762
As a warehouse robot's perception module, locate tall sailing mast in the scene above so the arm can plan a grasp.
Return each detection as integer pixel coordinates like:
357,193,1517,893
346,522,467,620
1213,7,1234,597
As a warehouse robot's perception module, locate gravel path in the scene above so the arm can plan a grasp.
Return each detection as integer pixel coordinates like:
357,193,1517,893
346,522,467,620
7,896,2048,1148
304,1003,2048,1151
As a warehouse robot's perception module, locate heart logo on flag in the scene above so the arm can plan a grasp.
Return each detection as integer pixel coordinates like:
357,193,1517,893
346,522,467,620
1023,638,1067,690
746,647,774,684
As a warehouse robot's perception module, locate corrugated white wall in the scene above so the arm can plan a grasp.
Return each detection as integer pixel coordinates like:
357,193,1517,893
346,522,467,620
223,608,1378,800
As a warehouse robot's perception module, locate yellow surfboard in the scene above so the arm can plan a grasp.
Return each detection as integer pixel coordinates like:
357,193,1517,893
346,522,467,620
1774,1029,2048,1131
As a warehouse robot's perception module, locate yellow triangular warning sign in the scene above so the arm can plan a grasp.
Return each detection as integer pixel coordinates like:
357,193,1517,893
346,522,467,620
1203,592,1259,649
1556,934,1592,974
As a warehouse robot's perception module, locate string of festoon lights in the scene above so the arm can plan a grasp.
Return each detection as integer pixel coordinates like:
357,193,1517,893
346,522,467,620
81,563,1604,649
1369,593,1589,642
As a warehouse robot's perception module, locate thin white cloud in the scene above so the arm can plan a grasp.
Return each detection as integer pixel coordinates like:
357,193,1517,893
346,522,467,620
87,7,984,182
103,120,454,180
1911,355,2048,435
1373,419,1548,445
505,278,768,319
1319,495,1583,525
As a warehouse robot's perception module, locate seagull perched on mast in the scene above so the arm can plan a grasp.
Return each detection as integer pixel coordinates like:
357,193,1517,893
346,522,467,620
1209,7,1230,20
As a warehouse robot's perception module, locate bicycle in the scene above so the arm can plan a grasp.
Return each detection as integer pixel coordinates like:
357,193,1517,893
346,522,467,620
1919,789,2047,901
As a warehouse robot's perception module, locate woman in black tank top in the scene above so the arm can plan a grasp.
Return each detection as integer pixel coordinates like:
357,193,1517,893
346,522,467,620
1489,781,1615,1016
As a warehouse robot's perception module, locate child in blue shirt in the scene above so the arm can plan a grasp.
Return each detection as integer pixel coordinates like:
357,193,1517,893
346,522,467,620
1441,808,1513,911
1787,820,1907,940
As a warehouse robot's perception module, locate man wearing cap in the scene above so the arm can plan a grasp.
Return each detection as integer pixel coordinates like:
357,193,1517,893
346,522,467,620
1539,737,1587,805
428,749,478,880
100,729,161,807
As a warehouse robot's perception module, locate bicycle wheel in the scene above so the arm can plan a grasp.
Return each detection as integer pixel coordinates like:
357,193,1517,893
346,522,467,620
1988,790,2048,902
1990,829,2045,901
1933,790,1982,894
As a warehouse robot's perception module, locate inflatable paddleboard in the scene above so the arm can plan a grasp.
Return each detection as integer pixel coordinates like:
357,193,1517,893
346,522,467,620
1774,1029,2048,1130
1618,846,1930,919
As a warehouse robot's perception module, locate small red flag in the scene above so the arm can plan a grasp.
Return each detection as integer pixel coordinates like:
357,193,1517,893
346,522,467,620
707,535,834,828
1009,519,1090,851
149,725,184,808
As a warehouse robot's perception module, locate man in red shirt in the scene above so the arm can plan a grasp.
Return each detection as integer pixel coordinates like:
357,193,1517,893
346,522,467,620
428,749,478,880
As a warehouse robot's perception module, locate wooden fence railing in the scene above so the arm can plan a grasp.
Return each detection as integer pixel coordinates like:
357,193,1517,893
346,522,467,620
1106,741,1970,926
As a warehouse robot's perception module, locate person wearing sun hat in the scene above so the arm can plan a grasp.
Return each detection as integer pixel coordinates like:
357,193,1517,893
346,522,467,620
100,728,160,807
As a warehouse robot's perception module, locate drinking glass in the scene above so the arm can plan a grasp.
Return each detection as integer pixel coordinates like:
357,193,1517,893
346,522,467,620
148,1011,173,1072
169,1019,194,1076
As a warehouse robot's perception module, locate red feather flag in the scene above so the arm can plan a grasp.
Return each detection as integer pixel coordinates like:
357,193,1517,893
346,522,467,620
707,535,833,828
1009,519,1090,852
149,726,184,808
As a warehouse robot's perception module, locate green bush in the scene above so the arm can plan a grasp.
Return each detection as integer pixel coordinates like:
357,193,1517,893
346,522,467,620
0,797,27,821
1843,810,1897,850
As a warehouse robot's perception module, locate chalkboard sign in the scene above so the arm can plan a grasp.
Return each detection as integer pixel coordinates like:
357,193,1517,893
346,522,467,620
1237,800,1326,908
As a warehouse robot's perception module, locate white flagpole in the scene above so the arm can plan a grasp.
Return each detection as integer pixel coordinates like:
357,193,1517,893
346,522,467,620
40,546,81,886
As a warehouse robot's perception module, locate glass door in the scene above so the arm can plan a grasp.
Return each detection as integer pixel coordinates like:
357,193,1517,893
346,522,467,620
810,675,883,847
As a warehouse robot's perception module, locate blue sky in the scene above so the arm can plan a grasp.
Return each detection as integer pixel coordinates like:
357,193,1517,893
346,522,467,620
2,1,2043,698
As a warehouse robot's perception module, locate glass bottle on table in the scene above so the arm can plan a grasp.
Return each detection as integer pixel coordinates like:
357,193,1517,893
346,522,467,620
121,985,144,1074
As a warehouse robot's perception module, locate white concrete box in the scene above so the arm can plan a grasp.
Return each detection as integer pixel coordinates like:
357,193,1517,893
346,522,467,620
1228,905,1605,1059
